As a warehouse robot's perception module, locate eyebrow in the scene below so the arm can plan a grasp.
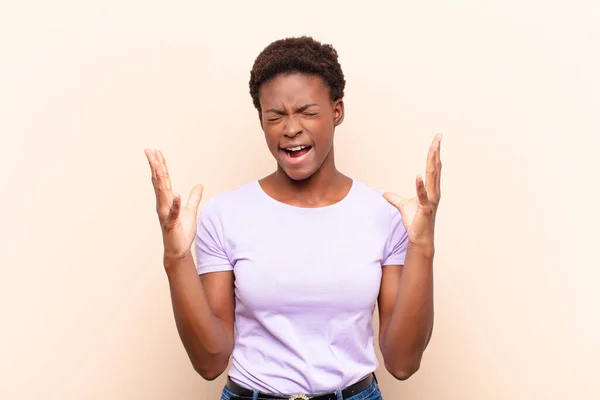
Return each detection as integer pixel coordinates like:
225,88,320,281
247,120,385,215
265,103,319,114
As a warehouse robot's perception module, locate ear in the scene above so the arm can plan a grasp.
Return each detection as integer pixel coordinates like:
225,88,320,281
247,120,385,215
333,99,345,127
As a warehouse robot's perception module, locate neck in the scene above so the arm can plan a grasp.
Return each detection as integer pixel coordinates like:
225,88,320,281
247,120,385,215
266,149,351,207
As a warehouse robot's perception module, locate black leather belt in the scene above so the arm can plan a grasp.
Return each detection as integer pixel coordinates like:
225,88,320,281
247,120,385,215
226,373,374,400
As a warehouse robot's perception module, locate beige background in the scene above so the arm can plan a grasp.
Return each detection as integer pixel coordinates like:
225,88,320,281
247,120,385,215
1,0,599,399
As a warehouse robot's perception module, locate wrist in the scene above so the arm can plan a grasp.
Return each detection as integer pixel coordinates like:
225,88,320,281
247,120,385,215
163,251,194,274
407,241,435,259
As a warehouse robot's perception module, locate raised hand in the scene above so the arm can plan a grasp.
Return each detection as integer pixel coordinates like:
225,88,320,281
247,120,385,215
383,134,442,248
144,149,204,261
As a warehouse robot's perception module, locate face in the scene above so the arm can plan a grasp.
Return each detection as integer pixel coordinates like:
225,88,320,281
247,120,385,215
258,73,344,181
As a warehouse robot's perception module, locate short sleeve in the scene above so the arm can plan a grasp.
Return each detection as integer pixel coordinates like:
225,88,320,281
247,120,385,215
382,207,409,266
194,200,233,275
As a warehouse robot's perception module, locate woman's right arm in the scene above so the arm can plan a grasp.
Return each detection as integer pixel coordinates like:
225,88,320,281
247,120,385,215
166,256,234,380
145,149,234,380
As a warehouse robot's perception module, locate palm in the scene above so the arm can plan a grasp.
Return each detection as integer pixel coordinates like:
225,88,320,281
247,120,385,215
384,134,442,246
176,207,198,248
398,197,419,233
162,205,198,257
144,149,204,260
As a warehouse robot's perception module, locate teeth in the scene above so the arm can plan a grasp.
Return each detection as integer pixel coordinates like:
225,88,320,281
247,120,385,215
287,146,306,152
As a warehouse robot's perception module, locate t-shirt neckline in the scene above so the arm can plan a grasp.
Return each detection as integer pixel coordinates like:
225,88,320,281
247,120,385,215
253,179,358,212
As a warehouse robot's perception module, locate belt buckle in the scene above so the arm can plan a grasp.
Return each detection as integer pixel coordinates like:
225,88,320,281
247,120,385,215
288,394,309,400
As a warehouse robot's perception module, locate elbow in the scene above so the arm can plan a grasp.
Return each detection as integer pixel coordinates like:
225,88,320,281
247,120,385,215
195,367,223,381
390,366,419,381
384,359,421,381
192,357,228,381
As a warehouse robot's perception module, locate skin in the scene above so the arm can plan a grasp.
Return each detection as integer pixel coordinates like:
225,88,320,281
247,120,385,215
143,72,442,384
379,136,441,379
257,73,351,207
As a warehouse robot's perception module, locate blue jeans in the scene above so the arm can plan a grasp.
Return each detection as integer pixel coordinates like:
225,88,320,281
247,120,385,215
219,378,383,400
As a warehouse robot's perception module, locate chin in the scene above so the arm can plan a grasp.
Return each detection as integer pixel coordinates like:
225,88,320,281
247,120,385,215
281,167,316,181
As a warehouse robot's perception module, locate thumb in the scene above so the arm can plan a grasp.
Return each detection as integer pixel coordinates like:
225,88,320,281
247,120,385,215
186,184,204,213
382,192,406,212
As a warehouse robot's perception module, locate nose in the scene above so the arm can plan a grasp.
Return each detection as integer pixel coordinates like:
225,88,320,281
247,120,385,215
283,115,302,138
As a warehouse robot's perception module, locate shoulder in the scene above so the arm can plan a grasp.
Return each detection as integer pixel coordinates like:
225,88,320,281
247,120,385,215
350,179,400,219
199,180,260,220
352,180,409,263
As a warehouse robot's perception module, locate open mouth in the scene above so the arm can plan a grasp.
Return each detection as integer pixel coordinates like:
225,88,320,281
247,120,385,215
282,145,312,158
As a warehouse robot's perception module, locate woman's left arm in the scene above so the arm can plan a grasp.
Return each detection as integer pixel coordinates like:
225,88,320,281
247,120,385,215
378,134,442,380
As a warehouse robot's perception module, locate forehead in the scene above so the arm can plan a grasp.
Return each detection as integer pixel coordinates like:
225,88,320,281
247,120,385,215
259,73,330,110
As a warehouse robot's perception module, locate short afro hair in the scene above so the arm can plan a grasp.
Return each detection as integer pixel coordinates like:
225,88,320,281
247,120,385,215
249,36,346,111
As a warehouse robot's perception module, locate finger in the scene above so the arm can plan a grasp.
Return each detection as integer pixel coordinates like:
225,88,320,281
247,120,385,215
149,150,173,217
416,175,429,206
145,149,163,206
144,149,158,184
167,192,181,223
435,134,442,200
425,137,437,196
185,184,204,213
382,192,406,213
155,150,172,191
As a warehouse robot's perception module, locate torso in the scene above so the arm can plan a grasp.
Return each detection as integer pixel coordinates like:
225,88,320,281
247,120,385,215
195,179,408,394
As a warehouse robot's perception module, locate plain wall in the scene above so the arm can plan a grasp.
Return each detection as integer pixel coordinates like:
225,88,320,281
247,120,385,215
1,0,599,399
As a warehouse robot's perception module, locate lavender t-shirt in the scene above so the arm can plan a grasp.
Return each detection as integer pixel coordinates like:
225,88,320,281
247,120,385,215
195,179,408,394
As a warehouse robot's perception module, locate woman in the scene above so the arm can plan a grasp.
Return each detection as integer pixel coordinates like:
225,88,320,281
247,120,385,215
144,36,442,400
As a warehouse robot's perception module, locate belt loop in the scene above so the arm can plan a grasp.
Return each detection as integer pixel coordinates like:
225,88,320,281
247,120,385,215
252,389,259,400
335,388,343,400
372,372,378,384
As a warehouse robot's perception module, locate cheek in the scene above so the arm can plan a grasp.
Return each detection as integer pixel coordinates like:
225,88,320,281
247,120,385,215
311,118,334,145
263,128,279,148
